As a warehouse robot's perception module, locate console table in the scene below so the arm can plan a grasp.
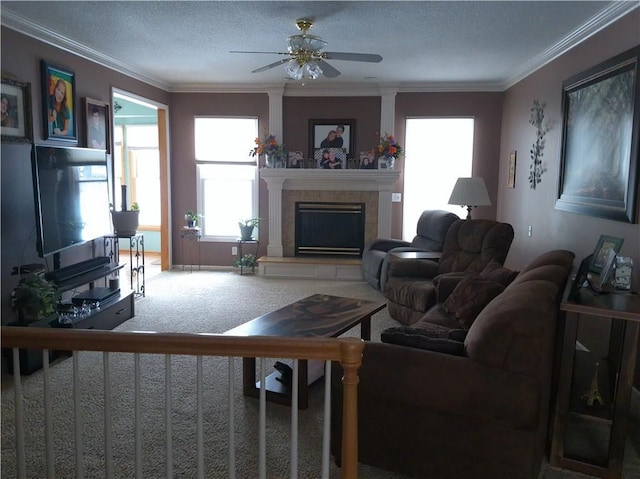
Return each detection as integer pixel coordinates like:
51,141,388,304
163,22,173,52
550,286,640,478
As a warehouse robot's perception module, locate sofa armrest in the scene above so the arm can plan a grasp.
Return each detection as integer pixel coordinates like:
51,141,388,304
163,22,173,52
353,342,540,429
387,256,440,278
364,238,411,254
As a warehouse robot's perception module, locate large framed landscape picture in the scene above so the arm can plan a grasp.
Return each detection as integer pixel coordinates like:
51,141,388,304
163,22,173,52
555,46,640,223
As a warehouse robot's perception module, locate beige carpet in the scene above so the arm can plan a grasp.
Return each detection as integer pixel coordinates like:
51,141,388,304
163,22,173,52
1,270,638,478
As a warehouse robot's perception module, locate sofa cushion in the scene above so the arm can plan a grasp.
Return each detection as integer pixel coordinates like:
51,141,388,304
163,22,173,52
481,261,519,287
442,274,505,329
381,325,466,355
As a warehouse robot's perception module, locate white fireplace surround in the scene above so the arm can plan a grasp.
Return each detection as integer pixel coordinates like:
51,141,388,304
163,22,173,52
260,169,401,257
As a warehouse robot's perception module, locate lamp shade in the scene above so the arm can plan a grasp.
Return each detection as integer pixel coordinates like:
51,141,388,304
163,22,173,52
448,177,491,219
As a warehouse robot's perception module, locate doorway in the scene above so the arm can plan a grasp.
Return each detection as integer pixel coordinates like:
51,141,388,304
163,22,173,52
111,89,171,271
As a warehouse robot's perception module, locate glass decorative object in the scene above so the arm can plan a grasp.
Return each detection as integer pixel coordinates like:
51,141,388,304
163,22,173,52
614,256,633,290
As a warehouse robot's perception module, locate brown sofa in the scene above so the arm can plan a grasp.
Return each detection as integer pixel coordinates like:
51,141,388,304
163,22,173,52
331,249,575,479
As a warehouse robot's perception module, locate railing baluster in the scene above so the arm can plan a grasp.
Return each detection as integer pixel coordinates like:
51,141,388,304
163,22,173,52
321,360,331,479
228,357,236,479
135,353,142,478
43,350,55,478
73,352,84,478
166,354,173,479
103,352,113,478
290,359,299,479
196,356,204,479
13,348,26,479
259,357,266,479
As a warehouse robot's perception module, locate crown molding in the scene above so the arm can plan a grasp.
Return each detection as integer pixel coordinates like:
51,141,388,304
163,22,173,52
3,3,638,95
503,1,639,89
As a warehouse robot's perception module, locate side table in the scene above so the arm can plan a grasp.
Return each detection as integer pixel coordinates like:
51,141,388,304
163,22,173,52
550,285,640,478
104,233,145,298
237,238,259,275
180,226,202,272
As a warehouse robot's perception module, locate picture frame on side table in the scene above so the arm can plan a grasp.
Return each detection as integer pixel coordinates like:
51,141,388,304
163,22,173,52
41,60,77,142
1,76,33,143
84,97,110,152
508,151,517,188
556,46,639,223
309,119,355,160
589,235,624,274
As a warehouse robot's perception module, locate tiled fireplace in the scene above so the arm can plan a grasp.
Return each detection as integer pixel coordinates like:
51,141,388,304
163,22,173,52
259,169,400,278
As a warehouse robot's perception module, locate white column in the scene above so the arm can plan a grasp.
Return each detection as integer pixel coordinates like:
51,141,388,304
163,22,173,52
267,87,284,140
379,88,397,136
267,177,285,257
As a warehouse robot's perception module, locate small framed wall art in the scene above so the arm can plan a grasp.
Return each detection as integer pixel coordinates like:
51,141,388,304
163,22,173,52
507,151,517,188
84,97,110,152
41,60,77,142
1,76,33,143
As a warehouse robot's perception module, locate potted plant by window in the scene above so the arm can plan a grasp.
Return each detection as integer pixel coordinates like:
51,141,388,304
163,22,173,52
185,210,199,227
111,201,140,237
5,272,61,374
238,218,260,240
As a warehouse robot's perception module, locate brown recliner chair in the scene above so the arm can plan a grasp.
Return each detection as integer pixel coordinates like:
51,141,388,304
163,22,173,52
384,219,514,325
361,210,459,291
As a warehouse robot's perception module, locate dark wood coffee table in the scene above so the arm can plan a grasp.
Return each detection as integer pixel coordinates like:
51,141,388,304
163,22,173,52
224,294,386,409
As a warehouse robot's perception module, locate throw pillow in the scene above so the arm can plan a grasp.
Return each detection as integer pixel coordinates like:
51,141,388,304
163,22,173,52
481,261,519,287
442,274,505,329
381,326,466,355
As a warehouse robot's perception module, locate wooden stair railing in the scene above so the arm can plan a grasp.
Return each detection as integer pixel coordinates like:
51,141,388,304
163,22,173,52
1,326,364,479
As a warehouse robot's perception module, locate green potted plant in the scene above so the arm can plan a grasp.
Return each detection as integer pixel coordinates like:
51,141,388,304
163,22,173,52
238,218,260,240
233,253,257,269
111,201,140,237
185,210,199,227
6,272,61,374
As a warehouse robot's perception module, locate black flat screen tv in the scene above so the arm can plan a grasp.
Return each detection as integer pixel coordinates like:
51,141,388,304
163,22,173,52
32,145,112,257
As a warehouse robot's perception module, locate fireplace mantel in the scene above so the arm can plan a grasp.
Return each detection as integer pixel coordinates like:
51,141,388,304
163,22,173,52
260,169,401,257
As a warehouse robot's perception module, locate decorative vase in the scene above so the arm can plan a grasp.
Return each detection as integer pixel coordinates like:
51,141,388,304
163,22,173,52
239,225,254,240
265,153,286,169
381,155,395,169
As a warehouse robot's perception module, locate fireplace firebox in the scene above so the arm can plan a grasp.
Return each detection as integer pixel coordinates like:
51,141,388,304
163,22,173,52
295,202,365,257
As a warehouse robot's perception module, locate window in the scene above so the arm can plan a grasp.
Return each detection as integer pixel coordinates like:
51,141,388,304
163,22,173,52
403,118,474,240
194,117,258,240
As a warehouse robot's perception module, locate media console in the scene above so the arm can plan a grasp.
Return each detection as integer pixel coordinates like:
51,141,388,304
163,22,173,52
49,258,135,331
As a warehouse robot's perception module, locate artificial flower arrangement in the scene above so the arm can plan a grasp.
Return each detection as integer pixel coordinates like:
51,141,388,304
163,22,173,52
249,134,285,158
373,133,403,159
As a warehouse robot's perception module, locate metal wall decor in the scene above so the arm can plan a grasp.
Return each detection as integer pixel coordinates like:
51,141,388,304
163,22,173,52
528,99,549,189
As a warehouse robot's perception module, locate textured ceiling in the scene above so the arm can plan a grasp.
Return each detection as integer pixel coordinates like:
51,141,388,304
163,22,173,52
2,1,637,92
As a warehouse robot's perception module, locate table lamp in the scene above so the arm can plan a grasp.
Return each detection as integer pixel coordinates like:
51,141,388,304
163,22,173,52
448,177,491,219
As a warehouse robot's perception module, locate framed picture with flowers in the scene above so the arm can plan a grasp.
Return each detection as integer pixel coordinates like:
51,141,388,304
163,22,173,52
309,119,355,159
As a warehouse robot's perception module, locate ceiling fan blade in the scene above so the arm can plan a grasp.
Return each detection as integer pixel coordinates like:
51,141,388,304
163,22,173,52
230,50,290,55
318,60,341,78
252,58,290,74
323,52,383,63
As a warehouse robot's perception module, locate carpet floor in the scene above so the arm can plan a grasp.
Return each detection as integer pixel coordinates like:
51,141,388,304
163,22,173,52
1,269,638,478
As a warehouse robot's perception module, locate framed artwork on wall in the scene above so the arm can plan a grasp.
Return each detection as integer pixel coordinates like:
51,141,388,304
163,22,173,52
84,97,110,152
1,76,32,143
41,60,77,142
309,119,355,160
507,151,516,188
555,46,639,223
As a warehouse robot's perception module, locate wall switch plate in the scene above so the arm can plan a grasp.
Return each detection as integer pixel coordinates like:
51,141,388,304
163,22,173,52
528,226,533,237
392,193,402,202
232,246,238,255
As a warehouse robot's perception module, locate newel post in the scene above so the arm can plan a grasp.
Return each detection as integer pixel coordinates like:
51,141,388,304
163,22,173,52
340,338,365,479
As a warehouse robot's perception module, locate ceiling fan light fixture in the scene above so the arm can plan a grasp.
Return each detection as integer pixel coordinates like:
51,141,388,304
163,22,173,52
287,34,326,53
305,60,323,80
285,59,304,80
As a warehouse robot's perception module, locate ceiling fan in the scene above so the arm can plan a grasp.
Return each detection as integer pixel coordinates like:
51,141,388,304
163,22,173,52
230,18,383,80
